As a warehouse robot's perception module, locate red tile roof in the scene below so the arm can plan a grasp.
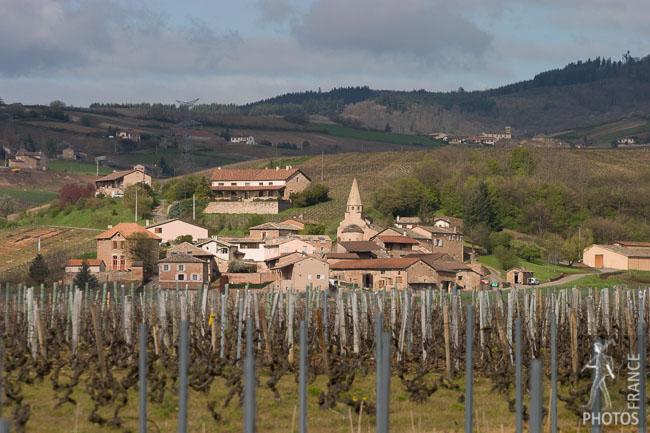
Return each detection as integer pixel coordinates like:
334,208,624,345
330,257,423,270
96,223,161,240
378,235,418,244
338,241,381,252
210,168,306,182
211,185,285,191
610,241,650,248
325,253,360,259
65,259,104,267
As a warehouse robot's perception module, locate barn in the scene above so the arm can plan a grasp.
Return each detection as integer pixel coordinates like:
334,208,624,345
583,242,650,270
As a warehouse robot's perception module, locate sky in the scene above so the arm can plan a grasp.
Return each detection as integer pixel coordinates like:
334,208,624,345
1,0,649,107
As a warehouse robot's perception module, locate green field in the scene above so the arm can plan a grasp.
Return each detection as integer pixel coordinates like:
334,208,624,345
0,188,57,204
314,123,444,147
556,116,650,145
477,255,585,283
49,159,113,175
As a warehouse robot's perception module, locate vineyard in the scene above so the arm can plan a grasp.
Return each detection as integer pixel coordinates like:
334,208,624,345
0,282,647,432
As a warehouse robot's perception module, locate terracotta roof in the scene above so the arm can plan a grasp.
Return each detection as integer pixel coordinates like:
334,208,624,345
271,254,326,270
95,169,147,182
596,245,650,258
325,253,360,259
158,253,206,264
65,259,104,267
396,216,420,224
378,235,418,244
210,168,306,182
196,238,233,247
610,241,650,248
210,185,285,191
250,222,301,231
331,257,424,271
168,242,212,257
338,241,381,252
96,223,161,240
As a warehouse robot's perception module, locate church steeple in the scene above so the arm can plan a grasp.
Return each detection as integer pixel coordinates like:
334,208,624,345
346,177,362,213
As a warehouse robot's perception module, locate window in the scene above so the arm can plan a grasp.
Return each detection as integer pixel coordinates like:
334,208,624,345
113,241,118,249
439,240,443,247
268,182,273,185
259,182,264,185
396,276,402,284
231,182,236,186
458,275,463,280
191,274,200,281
218,182,224,186
245,182,250,186
177,264,185,271
317,274,325,280
176,274,185,281
112,255,118,269
120,255,125,270
121,241,126,249
302,246,308,253
155,227,162,233
162,264,170,271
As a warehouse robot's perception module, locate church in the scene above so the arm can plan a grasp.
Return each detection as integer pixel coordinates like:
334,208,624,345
336,178,381,242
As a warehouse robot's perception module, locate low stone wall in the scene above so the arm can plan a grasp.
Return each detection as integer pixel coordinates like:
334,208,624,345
203,200,291,215
223,272,275,285
63,268,144,286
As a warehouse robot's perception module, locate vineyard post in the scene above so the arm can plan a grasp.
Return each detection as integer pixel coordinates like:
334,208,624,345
253,291,261,349
237,296,244,364
591,339,602,432
322,290,328,346
378,330,391,433
244,317,257,433
374,311,384,433
443,298,452,381
124,295,132,346
299,320,307,433
529,359,542,433
479,290,485,349
34,304,46,360
305,285,310,324
352,289,359,354
7,284,11,333
571,307,579,376
389,288,396,339
0,419,8,432
406,290,412,354
288,287,295,363
516,317,523,433
178,320,189,433
220,293,226,358
39,283,44,310
551,312,557,433
139,322,147,433
464,305,474,433
638,304,646,433
420,290,426,360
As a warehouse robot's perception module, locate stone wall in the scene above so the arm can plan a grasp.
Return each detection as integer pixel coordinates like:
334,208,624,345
223,272,275,285
63,268,143,286
203,200,291,215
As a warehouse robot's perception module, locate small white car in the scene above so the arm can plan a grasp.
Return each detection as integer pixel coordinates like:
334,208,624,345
526,277,540,285
111,191,124,198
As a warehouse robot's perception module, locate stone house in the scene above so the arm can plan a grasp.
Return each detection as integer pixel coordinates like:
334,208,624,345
96,223,161,272
268,253,329,291
158,254,209,289
167,242,218,279
209,166,310,201
117,129,141,142
196,238,240,272
324,252,360,266
221,237,266,262
294,234,332,254
146,219,209,243
583,242,650,270
507,267,534,285
95,166,152,197
395,216,420,229
8,150,48,170
330,257,453,290
372,235,419,257
264,238,314,260
333,241,385,259
62,259,105,286
59,147,78,160
410,225,464,261
249,222,302,239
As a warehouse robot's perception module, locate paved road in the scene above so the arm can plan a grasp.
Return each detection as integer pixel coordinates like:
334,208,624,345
537,272,593,288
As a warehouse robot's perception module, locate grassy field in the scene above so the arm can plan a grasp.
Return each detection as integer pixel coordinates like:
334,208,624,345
8,366,610,433
553,270,650,289
556,116,650,145
49,159,113,176
0,188,57,204
477,255,585,283
314,123,444,147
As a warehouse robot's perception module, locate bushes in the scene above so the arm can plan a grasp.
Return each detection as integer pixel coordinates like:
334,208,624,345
494,246,519,271
291,184,330,208
58,183,95,207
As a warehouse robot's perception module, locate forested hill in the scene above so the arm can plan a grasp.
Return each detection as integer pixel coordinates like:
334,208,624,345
239,54,650,135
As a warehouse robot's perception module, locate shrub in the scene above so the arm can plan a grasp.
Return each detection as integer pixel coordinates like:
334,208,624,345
58,182,95,207
227,259,256,273
291,184,330,208
494,246,519,271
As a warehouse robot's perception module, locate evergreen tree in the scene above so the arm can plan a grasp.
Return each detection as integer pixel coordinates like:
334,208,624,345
465,181,502,232
73,260,98,289
29,254,49,285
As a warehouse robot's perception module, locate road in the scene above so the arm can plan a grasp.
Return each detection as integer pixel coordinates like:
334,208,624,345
537,272,593,287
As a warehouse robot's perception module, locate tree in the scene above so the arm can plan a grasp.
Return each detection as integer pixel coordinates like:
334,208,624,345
123,183,154,219
173,234,193,245
159,157,173,177
73,260,98,289
58,182,95,206
508,147,535,176
300,224,326,235
465,181,502,232
227,259,255,273
29,254,49,284
45,138,58,157
384,123,392,133
494,246,519,271
562,228,594,266
194,177,212,200
0,194,17,219
126,232,159,278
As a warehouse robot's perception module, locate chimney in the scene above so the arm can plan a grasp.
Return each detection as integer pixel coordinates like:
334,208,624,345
276,166,280,171
286,165,290,170
218,166,222,170
146,219,149,226
107,225,113,229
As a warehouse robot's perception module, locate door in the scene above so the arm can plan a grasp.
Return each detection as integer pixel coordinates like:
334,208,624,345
120,255,126,270
595,254,604,268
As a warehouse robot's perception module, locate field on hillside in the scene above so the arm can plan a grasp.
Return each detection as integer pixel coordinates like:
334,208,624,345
0,226,98,280
49,159,113,175
0,188,57,205
313,123,444,147
555,116,650,145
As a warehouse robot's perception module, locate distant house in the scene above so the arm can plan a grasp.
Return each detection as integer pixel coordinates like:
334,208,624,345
333,241,385,259
158,254,209,289
95,165,151,197
62,259,106,286
146,219,209,243
249,222,302,239
395,216,420,229
268,253,329,291
264,238,314,260
410,225,464,261
117,129,141,142
8,150,48,171
221,237,266,262
59,147,78,160
208,166,311,201
294,234,332,254
196,238,241,273
481,126,512,141
372,235,419,257
583,242,650,270
617,137,636,145
167,242,218,278
230,135,255,145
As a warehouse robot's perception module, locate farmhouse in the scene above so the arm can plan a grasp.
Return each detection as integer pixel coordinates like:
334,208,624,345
95,165,152,197
264,238,315,260
8,150,48,171
410,225,464,261
117,129,141,142
59,146,78,160
146,219,209,243
196,238,240,273
330,257,453,290
158,254,209,289
96,223,161,273
209,166,310,200
268,253,329,291
230,135,255,145
583,242,650,270
167,242,218,278
249,222,302,239
62,259,106,286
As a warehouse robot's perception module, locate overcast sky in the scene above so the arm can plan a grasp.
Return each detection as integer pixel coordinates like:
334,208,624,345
1,0,649,106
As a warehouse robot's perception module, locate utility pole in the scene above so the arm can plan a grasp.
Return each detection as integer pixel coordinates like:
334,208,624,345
135,184,138,222
321,152,324,182
96,159,99,177
192,193,196,220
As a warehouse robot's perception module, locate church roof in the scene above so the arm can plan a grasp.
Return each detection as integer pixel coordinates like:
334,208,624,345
346,177,362,207
342,224,364,234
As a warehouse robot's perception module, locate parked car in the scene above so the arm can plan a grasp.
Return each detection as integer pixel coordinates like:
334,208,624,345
111,191,124,198
526,277,540,285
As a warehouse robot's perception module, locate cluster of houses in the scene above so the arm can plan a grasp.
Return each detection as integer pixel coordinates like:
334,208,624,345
63,169,487,292
430,126,512,146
